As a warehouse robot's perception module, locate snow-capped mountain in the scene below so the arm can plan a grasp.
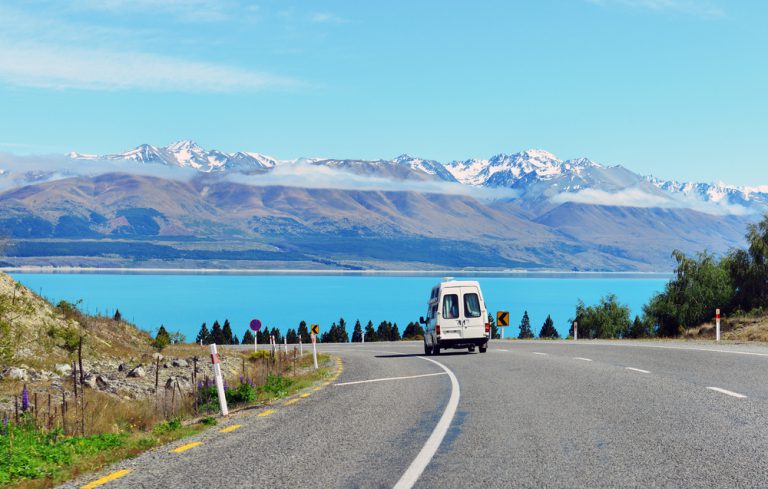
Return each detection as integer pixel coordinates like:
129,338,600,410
69,140,284,173
63,141,768,215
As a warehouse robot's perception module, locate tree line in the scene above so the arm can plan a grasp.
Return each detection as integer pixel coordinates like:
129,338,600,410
569,213,768,339
192,317,440,345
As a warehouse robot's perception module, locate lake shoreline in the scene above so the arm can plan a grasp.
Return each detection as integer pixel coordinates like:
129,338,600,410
1,266,672,279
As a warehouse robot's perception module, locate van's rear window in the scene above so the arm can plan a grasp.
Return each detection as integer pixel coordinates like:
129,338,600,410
464,293,482,318
442,294,459,319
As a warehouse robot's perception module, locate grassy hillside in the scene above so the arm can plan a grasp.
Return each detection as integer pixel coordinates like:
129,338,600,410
684,312,768,342
0,271,152,372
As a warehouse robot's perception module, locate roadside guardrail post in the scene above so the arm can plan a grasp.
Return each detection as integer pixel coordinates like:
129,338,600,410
311,333,318,370
716,309,721,342
209,343,229,416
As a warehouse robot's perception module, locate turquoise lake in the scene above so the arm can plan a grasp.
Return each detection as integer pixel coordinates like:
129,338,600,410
10,273,668,340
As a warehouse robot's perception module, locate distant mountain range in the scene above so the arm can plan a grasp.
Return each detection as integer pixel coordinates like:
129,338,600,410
63,141,768,214
0,140,763,271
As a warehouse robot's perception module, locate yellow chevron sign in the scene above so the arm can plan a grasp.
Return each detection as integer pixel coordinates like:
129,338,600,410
497,311,509,327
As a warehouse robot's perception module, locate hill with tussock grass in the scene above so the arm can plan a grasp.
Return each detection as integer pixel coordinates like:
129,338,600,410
684,312,768,343
0,271,152,373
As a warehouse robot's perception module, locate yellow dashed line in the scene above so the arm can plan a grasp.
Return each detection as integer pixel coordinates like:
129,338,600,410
219,424,242,433
284,398,300,406
258,409,276,417
300,393,311,398
312,387,322,391
323,381,331,385
170,442,202,453
81,469,131,489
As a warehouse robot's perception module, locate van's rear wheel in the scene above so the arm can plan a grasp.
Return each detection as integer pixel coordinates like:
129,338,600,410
424,342,431,356
468,346,476,353
433,344,441,355
479,345,488,353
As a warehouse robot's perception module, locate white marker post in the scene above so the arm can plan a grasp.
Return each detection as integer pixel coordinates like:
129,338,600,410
311,333,318,370
284,336,288,353
299,335,303,355
209,344,229,416
362,330,365,344
716,309,721,342
573,321,578,341
254,332,258,352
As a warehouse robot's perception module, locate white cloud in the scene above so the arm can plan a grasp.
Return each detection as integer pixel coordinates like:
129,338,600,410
587,0,724,17
0,152,517,201
310,12,348,24
0,43,299,92
226,164,518,201
551,187,750,215
0,152,198,191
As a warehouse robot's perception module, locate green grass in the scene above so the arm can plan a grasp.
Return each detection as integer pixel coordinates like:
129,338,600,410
0,416,205,489
1,352,337,489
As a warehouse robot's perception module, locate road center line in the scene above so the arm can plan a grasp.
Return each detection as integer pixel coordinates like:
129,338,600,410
335,372,447,387
532,352,548,356
393,356,460,489
573,357,593,362
625,367,650,374
81,469,131,488
170,442,202,453
706,387,747,398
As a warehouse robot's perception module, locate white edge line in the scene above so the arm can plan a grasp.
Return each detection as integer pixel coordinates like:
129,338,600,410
706,387,747,399
625,367,650,374
335,372,447,386
393,356,460,489
532,352,548,356
573,357,593,362
569,342,768,358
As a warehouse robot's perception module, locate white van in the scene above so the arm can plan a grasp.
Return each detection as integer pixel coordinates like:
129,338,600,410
420,279,490,355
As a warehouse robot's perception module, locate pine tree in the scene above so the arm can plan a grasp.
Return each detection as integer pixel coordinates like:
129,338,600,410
113,309,122,321
489,313,500,339
298,321,310,343
338,318,349,343
539,315,560,339
286,328,298,343
518,311,534,339
391,323,401,341
257,328,269,345
153,325,171,350
232,335,239,345
628,315,649,339
403,321,425,339
242,329,255,345
211,320,225,345
195,322,210,344
270,327,282,344
364,320,376,342
376,321,392,342
222,319,234,345
351,320,363,342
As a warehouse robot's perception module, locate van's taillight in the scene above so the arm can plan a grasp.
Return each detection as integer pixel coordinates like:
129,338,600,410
485,323,490,333
436,325,441,335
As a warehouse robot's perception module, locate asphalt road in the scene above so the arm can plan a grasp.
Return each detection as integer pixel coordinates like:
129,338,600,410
63,340,768,488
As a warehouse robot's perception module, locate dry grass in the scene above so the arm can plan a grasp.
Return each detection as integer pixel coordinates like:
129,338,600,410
683,313,768,343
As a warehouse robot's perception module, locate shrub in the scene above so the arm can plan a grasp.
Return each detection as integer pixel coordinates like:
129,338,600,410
260,374,293,398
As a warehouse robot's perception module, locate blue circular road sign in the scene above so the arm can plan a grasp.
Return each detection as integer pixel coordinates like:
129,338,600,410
250,319,262,332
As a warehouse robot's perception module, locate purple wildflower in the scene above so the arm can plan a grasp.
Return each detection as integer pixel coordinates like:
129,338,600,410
239,375,244,385
21,384,29,412
2,414,7,435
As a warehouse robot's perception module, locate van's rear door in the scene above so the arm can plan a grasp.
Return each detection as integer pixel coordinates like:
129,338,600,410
461,286,485,339
439,287,463,339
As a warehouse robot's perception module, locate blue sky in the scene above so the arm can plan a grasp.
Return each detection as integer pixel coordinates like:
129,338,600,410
0,0,765,185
